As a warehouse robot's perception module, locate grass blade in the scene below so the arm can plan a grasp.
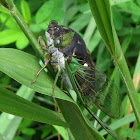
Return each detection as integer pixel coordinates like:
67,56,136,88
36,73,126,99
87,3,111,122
88,0,140,125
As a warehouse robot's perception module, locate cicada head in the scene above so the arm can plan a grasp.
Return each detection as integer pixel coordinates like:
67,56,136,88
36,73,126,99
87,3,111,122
45,20,74,50
47,21,61,39
45,21,62,47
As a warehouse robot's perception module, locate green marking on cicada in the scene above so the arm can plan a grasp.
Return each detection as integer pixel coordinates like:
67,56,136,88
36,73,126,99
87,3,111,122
54,31,74,49
61,32,74,47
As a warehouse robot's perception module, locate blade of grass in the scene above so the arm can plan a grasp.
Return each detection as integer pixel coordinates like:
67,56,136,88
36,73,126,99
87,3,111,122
0,134,4,140
0,85,34,140
57,99,105,140
100,113,136,136
88,0,140,125
0,86,67,127
133,52,140,92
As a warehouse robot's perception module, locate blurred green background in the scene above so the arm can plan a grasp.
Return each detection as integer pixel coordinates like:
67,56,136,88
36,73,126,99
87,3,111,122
0,0,140,139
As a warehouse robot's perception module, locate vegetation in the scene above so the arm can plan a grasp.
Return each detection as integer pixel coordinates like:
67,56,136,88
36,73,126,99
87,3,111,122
0,0,140,139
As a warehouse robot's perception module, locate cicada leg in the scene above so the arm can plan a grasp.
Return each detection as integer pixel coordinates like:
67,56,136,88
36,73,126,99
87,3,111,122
31,36,50,84
51,66,62,96
38,36,48,51
31,59,50,84
67,55,72,64
60,72,65,90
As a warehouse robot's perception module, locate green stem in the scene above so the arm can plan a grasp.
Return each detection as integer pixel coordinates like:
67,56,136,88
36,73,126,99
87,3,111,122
117,53,140,124
112,17,140,125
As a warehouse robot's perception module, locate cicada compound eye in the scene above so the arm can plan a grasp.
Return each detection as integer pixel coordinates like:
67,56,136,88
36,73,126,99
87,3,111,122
54,37,61,48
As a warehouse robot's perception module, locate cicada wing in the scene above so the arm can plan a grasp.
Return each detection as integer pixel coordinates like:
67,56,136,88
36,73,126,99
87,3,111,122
73,61,120,119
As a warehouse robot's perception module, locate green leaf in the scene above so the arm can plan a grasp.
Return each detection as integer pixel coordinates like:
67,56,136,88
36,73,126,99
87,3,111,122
0,5,9,14
35,0,54,23
111,0,131,5
64,0,75,10
0,85,34,140
79,3,90,12
122,128,140,139
100,113,136,135
137,0,140,6
28,0,42,13
57,99,105,140
133,53,140,92
0,48,71,102
112,6,123,30
16,31,29,49
83,18,96,46
0,86,67,127
0,13,19,29
131,14,140,23
29,23,42,33
96,43,111,72
88,30,101,53
35,0,64,29
21,0,31,24
117,1,140,16
64,5,80,24
21,128,36,135
88,0,116,54
0,29,20,45
53,125,69,140
69,13,92,32
0,134,4,140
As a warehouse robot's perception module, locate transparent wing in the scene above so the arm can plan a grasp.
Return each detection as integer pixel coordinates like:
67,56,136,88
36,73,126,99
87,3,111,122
71,59,120,119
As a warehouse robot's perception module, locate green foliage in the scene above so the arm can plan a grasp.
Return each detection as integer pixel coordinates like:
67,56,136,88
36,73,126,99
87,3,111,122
0,6,29,49
35,0,64,30
0,0,140,139
21,0,31,24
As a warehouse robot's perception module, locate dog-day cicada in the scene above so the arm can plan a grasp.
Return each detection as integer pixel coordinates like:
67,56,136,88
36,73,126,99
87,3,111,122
32,20,120,119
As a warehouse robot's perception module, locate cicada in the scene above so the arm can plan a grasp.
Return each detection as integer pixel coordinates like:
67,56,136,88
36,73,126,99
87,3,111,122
32,20,120,119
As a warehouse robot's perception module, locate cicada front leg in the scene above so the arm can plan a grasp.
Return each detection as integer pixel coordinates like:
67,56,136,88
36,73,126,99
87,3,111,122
32,36,50,84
